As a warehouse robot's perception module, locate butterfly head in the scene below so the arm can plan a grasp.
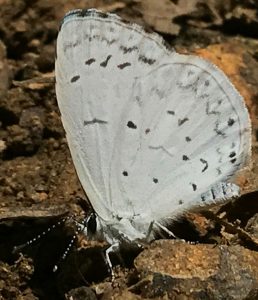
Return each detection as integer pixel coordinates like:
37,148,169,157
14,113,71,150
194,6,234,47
87,214,152,246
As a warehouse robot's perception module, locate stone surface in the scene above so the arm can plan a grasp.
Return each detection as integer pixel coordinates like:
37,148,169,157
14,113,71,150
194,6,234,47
134,240,258,299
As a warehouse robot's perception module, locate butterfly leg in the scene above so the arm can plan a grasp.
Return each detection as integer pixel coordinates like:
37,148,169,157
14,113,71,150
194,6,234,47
154,221,178,239
145,221,155,242
105,242,119,280
145,220,178,241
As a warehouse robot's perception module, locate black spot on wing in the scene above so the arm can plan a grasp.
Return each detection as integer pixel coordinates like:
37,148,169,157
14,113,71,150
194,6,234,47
85,58,96,65
178,200,183,205
122,171,128,176
71,75,80,83
192,183,197,191
153,178,158,184
100,55,112,67
228,118,235,126
117,62,131,69
145,128,150,134
182,155,189,161
167,110,175,115
127,121,137,129
185,136,191,142
229,151,236,158
200,158,208,172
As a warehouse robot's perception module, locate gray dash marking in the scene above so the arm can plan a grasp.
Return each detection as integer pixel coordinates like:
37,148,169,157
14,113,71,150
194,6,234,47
71,75,80,83
200,158,208,172
120,45,138,54
85,58,96,65
100,55,112,67
211,188,216,200
216,167,222,175
178,117,189,126
117,62,131,69
167,110,175,115
206,101,220,115
214,121,226,138
84,118,108,126
138,55,156,65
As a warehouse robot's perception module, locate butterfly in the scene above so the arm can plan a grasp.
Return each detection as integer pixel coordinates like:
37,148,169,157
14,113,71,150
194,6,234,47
55,8,251,271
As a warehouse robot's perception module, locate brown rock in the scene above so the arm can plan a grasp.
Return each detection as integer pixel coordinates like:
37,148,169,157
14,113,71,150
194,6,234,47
0,40,9,100
65,286,97,300
134,240,258,299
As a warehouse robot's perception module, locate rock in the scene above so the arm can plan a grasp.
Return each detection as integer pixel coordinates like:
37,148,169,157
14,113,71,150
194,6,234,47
36,44,55,72
134,240,258,299
246,213,258,239
0,40,9,100
4,107,44,158
65,286,97,300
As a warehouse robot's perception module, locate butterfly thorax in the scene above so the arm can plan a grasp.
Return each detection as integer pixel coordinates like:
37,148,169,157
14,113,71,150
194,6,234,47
93,215,151,245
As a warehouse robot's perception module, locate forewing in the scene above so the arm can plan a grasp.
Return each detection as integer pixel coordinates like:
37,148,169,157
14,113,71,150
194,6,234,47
55,9,173,220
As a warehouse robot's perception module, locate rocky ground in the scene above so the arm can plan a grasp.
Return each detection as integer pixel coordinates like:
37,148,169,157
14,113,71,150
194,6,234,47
0,0,258,299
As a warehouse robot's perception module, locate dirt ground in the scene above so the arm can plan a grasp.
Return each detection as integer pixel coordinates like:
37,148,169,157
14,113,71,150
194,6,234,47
0,0,258,299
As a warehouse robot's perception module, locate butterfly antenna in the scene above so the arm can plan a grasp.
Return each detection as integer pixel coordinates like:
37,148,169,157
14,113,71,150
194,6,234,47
52,212,95,272
13,214,74,254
